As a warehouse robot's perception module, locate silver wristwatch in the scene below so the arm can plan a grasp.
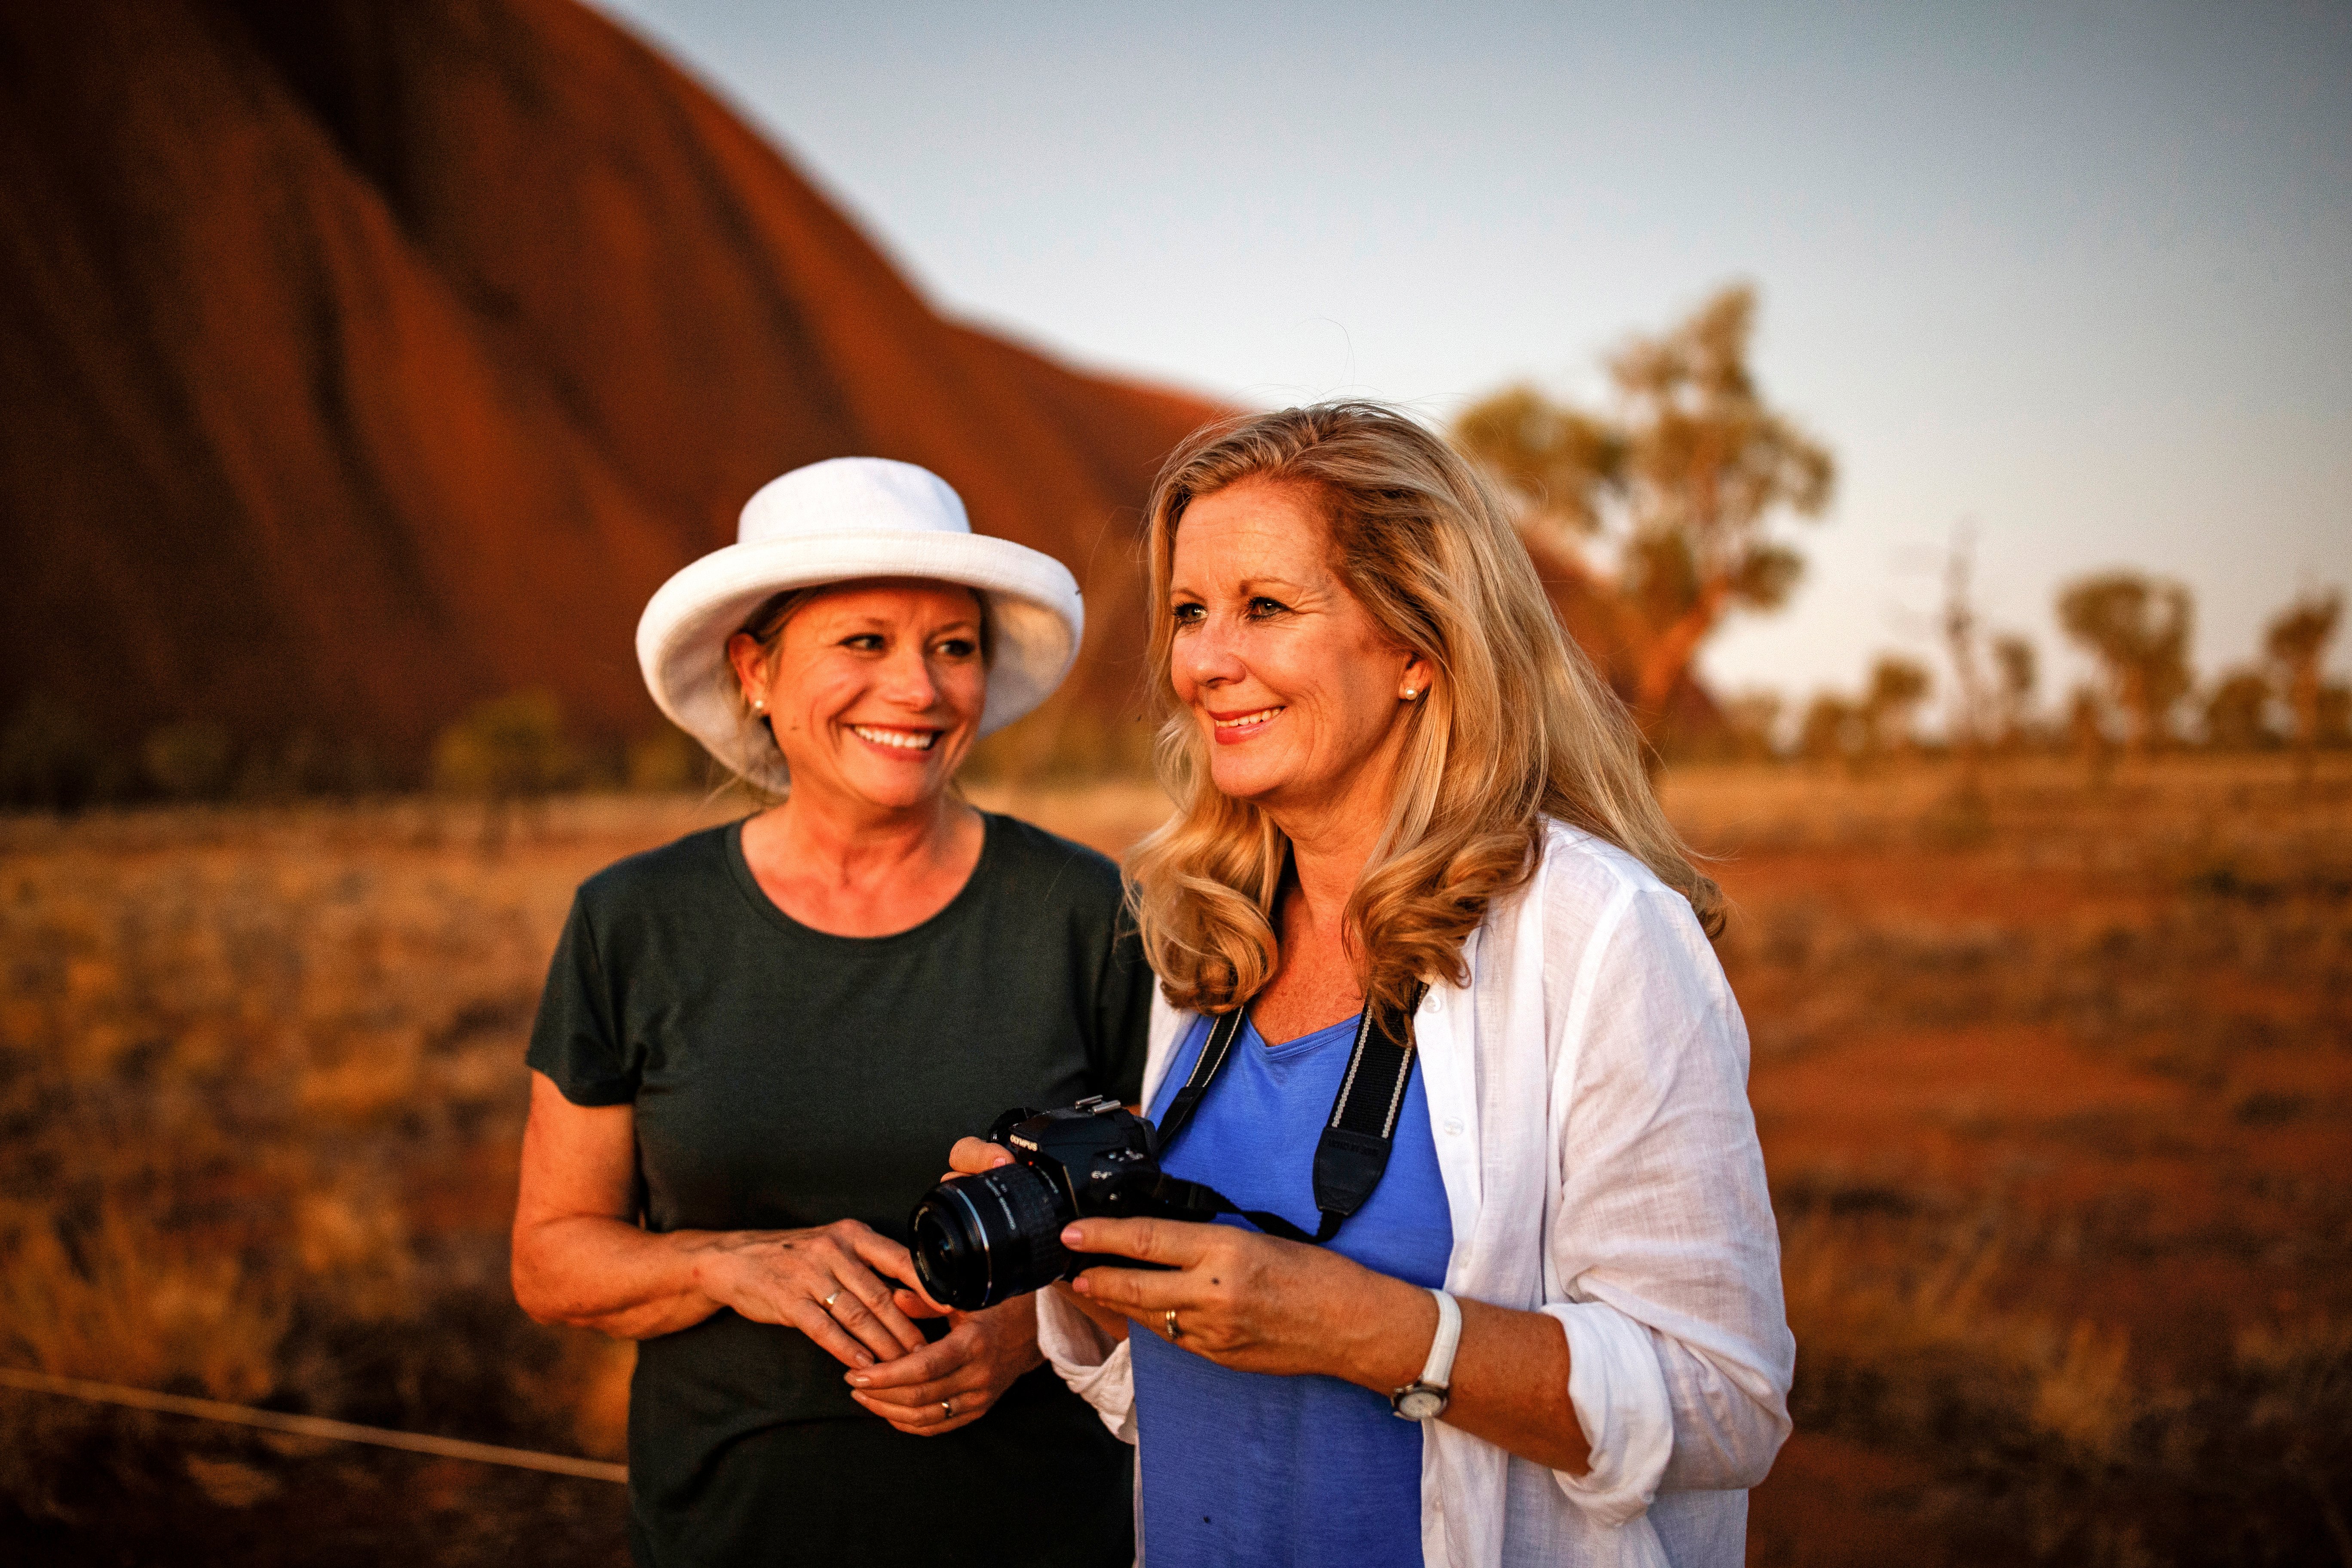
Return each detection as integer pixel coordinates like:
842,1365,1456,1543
1389,1288,1461,1421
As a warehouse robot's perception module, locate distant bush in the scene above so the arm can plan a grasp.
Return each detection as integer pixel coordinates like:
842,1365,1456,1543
141,719,236,799
626,725,704,793
2202,671,2279,751
2,695,93,808
1799,692,1865,767
429,692,579,799
2059,572,2195,752
0,693,132,812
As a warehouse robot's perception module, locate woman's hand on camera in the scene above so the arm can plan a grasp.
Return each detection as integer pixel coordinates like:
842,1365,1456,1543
845,1295,1044,1436
940,1136,1014,1179
1060,1216,1429,1386
685,1220,931,1371
935,1136,1127,1341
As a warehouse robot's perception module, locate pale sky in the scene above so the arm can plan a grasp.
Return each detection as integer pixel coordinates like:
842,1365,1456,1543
593,0,2350,721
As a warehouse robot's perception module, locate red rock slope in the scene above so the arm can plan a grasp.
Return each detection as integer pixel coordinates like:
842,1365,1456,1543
0,0,1221,764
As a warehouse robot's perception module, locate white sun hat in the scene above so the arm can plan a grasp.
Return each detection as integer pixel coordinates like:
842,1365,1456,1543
636,457,1083,793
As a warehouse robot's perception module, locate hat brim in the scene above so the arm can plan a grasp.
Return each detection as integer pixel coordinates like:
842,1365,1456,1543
635,531,1084,794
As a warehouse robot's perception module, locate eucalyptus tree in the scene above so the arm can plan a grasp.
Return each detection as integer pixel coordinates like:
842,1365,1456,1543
1455,285,1834,739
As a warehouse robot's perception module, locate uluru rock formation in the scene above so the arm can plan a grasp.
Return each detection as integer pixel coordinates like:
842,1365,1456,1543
0,0,1220,778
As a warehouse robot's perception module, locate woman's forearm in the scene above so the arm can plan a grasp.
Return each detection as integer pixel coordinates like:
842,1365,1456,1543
512,1214,726,1339
1062,1216,1592,1474
1438,1298,1588,1475
1323,1268,1591,1476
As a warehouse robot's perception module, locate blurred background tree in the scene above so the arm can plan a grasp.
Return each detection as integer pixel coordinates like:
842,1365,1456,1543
1721,690,1785,762
430,692,581,851
1455,284,1834,739
1862,656,1933,756
1451,385,1621,536
2263,589,2342,782
2067,683,2117,782
625,726,707,793
431,692,579,801
2057,573,2194,754
141,720,235,801
1990,635,2038,751
2202,671,2278,752
1800,692,1865,771
0,695,124,812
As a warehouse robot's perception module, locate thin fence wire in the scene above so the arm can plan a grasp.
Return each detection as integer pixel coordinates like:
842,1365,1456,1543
0,1366,628,1483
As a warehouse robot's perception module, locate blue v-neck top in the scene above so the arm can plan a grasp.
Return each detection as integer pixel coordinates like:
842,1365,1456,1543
1129,1011,1454,1567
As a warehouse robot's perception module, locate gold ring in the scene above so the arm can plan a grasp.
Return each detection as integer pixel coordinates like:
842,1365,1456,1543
1164,1308,1180,1339
822,1289,843,1309
940,1397,954,1419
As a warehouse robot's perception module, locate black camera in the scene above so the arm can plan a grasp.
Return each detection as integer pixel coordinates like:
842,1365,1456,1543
909,1096,1211,1311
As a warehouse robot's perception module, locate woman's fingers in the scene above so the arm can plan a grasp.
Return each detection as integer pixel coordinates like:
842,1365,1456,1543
1070,1260,1189,1317
1061,1216,1212,1269
1060,1218,1234,1320
847,1299,1038,1436
782,1295,890,1371
846,1323,995,1436
860,1236,949,1318
946,1136,1014,1176
846,1332,965,1394
850,1385,988,1435
819,1270,929,1359
827,1223,931,1353
722,1222,926,1361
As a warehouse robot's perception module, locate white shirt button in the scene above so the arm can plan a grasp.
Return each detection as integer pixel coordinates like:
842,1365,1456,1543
1443,1117,1465,1137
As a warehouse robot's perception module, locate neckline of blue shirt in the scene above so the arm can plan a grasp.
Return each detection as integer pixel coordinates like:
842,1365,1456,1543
1237,1009,1364,1061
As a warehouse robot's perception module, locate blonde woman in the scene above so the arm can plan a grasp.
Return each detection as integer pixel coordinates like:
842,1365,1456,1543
949,405,1792,1566
514,459,1147,1566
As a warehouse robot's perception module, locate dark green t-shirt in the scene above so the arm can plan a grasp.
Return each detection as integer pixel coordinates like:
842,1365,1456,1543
528,812,1151,1567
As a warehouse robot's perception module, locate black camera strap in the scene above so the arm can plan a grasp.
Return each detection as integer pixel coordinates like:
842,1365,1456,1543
1152,985,1426,1245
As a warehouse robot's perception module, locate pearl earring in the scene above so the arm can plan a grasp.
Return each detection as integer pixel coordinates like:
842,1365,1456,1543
1402,688,1419,700
751,697,766,713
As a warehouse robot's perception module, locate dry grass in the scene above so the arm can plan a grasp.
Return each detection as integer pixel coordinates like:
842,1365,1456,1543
0,761,2344,1562
1666,753,2352,1566
0,796,732,1550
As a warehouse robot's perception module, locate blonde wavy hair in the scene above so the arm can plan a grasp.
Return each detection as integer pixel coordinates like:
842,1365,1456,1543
1128,402,1723,1019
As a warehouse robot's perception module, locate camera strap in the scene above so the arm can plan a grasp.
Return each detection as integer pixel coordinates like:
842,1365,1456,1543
1152,985,1426,1245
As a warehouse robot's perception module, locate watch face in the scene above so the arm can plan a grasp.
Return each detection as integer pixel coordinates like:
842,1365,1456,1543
1394,1387,1447,1421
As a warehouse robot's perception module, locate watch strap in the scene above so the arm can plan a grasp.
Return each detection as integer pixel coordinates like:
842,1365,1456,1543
1418,1288,1462,1390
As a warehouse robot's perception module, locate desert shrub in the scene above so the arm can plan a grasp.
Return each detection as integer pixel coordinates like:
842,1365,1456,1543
0,804,716,1538
1,693,127,812
1785,1219,2352,1565
429,692,579,799
0,1206,288,1402
2320,684,2352,748
142,720,236,799
625,726,704,793
2203,671,2279,751
1799,692,1865,767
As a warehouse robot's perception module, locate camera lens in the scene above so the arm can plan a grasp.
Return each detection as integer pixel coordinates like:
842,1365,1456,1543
908,1163,1073,1311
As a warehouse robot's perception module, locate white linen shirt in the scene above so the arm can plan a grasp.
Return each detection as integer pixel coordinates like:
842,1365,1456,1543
1036,821,1795,1568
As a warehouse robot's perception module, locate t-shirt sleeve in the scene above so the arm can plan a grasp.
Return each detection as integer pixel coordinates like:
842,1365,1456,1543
525,894,638,1106
1089,899,1155,1105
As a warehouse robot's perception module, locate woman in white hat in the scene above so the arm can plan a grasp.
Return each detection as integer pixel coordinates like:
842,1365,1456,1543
511,458,1147,1566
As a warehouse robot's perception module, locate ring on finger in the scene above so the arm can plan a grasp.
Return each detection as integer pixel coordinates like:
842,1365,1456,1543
822,1288,844,1310
940,1396,954,1420
1164,1308,1180,1340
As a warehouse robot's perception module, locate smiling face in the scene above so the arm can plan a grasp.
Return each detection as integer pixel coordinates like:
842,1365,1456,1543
1166,481,1432,836
727,578,987,814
